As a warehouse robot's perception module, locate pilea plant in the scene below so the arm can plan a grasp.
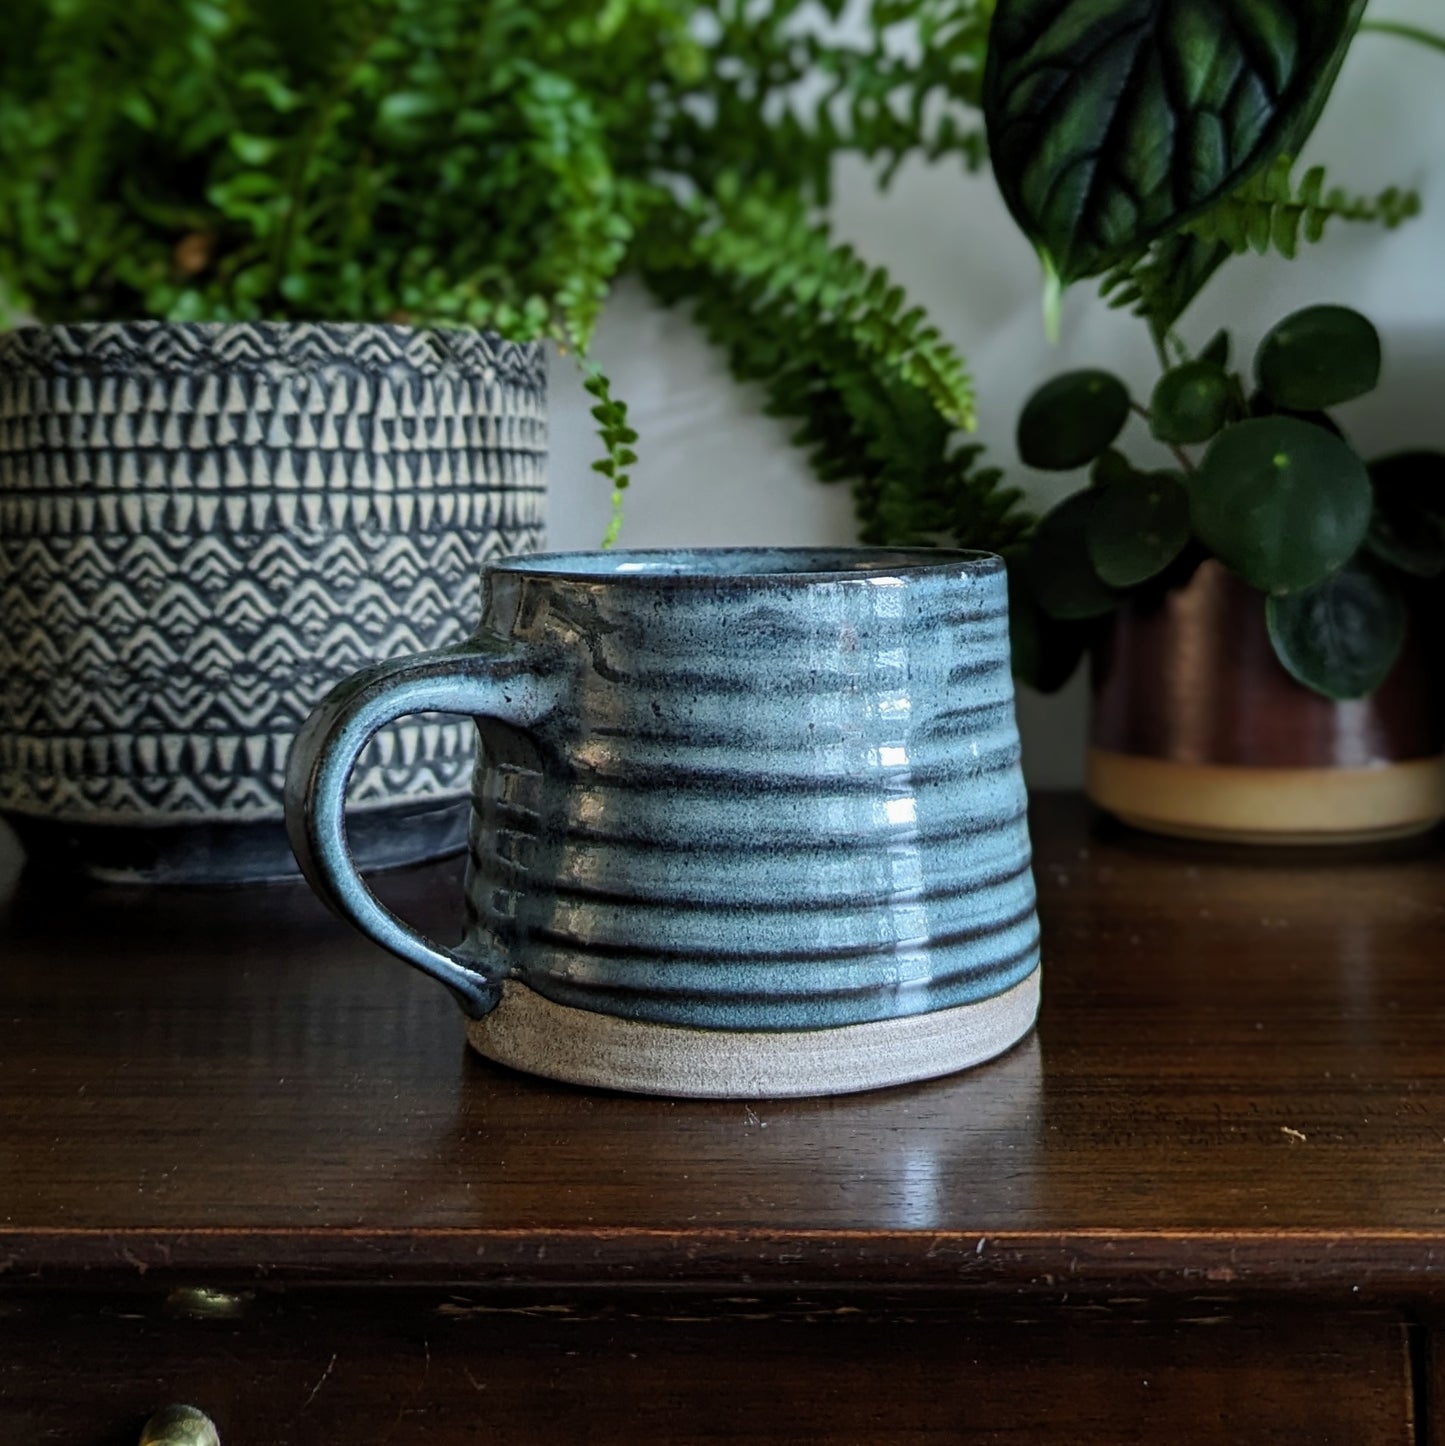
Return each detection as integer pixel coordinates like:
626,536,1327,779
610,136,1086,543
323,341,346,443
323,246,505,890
848,3,1438,569
1009,305,1445,699
0,0,1029,550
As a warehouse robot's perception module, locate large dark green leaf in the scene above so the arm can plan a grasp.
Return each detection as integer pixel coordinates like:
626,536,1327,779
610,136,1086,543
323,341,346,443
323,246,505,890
1266,564,1407,698
985,0,1368,283
1191,416,1372,592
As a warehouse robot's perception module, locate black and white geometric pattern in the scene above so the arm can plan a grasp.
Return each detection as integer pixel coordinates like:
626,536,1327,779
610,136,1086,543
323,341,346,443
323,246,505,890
0,322,546,823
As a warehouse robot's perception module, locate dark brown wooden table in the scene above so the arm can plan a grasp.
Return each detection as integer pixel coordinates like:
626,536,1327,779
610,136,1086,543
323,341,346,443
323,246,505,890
2,795,1443,1444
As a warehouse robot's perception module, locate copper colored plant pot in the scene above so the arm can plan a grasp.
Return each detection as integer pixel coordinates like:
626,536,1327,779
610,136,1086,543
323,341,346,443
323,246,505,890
1088,561,1445,843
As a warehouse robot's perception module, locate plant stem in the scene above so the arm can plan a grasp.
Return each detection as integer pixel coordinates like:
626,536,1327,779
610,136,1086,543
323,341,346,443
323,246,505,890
1151,323,1174,373
602,487,626,548
1359,19,1445,55
1165,441,1196,474
1130,400,1196,473
1041,258,1063,343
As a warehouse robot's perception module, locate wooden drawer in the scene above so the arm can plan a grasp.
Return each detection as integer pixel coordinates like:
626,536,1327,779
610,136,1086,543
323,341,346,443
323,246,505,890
0,1291,1415,1444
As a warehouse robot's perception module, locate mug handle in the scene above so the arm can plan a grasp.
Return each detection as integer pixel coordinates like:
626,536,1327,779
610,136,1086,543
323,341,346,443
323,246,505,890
284,638,559,1018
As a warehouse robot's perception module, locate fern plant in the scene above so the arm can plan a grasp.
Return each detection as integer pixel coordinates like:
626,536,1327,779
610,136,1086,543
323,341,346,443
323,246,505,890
0,0,1029,550
1185,157,1421,260
1101,156,1422,354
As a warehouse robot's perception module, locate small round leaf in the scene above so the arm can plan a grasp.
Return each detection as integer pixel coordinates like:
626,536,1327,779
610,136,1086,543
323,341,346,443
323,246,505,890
1017,370,1130,471
1150,361,1232,445
1191,417,1373,593
1086,472,1192,588
1024,491,1120,620
1266,565,1407,700
1255,305,1381,411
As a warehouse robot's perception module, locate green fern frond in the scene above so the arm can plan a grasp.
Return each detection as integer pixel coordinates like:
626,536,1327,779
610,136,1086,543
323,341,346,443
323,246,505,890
657,0,991,218
805,0,993,182
1359,19,1445,57
1099,157,1420,344
1099,234,1231,345
640,196,1029,555
686,181,977,430
1181,156,1420,258
771,340,1030,553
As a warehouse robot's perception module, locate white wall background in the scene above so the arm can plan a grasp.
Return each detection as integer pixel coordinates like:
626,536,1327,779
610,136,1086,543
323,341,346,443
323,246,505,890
545,0,1445,786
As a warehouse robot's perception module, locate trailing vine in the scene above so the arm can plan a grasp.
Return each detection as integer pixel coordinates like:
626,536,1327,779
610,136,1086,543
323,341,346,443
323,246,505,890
581,366,638,549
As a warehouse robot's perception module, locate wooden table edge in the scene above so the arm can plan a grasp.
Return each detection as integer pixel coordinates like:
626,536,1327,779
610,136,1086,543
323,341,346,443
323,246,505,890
5,1226,1445,1299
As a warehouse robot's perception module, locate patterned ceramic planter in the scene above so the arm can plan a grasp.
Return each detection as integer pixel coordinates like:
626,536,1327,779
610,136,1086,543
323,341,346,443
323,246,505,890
0,322,546,882
1088,561,1445,844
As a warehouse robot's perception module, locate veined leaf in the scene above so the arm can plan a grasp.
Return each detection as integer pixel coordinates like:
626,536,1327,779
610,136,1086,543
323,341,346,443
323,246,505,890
985,0,1368,283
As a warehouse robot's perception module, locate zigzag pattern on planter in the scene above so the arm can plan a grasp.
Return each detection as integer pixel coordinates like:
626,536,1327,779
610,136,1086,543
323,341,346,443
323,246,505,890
0,322,546,825
0,320,543,382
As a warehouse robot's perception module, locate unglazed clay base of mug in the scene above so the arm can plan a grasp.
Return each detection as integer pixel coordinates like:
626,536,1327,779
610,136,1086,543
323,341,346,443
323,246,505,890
467,969,1041,1099
1088,749,1445,845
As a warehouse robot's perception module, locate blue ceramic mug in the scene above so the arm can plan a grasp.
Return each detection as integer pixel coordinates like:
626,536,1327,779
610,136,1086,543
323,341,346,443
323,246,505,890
285,548,1040,1097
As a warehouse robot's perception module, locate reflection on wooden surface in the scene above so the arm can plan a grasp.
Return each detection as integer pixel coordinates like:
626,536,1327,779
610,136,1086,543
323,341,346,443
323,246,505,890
1,795,1442,1299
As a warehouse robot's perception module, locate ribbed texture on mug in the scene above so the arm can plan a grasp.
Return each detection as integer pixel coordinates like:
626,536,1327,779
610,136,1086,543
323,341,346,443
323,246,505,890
464,556,1037,1032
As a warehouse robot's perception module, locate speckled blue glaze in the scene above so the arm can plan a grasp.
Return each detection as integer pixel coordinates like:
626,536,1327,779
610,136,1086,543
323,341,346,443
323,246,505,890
286,547,1038,1032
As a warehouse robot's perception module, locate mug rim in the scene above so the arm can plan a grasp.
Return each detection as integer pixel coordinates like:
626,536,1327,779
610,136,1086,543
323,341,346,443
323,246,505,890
487,546,1004,586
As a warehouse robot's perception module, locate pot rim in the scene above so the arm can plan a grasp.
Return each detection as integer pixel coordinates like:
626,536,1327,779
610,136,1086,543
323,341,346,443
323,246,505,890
490,545,1004,586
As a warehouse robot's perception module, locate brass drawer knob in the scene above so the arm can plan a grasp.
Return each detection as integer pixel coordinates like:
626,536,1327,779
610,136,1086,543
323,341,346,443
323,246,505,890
140,1404,220,1446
